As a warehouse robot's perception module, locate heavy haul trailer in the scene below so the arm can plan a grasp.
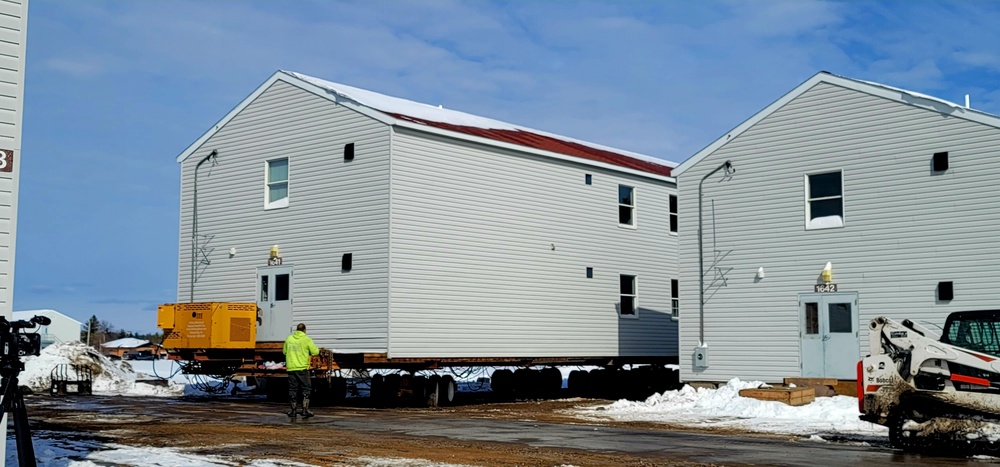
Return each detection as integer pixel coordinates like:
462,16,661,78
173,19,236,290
158,302,679,406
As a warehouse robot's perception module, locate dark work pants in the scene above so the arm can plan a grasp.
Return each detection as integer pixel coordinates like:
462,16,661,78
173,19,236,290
287,370,311,405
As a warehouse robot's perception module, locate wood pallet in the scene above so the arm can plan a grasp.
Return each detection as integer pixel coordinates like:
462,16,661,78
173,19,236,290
738,386,815,406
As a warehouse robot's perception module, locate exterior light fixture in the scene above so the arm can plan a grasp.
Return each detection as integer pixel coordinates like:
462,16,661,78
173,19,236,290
270,245,280,259
821,262,833,283
756,267,765,279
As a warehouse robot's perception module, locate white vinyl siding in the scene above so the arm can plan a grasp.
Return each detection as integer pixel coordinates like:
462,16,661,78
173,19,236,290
677,81,1000,383
178,80,392,352
389,128,678,358
0,0,26,319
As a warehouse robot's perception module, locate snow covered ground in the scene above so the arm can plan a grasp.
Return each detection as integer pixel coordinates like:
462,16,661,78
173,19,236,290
5,432,477,466
575,378,888,440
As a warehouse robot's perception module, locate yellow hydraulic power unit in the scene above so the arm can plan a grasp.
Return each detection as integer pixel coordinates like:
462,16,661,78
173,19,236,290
158,302,257,350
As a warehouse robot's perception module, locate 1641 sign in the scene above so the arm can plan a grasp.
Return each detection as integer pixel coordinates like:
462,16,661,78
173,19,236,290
267,257,283,266
815,283,838,293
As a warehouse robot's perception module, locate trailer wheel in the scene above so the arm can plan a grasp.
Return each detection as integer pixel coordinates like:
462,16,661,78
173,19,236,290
440,375,457,406
263,377,288,402
541,367,562,399
370,374,385,406
567,370,587,397
491,369,514,400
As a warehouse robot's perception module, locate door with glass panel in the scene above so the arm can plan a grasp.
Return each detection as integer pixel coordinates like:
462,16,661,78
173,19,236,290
799,293,859,378
256,266,293,342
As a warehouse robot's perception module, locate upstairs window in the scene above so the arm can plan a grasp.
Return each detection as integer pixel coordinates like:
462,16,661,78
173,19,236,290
620,274,637,317
266,158,289,209
669,195,678,234
671,279,679,318
619,185,635,227
806,171,843,229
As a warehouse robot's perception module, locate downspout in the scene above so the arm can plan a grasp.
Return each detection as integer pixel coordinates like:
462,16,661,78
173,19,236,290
190,150,217,303
698,160,734,345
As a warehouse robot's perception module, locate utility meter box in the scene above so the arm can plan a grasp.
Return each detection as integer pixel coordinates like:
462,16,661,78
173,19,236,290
693,346,709,370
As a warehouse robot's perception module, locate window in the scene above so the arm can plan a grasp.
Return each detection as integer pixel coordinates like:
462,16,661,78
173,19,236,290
275,274,290,301
806,171,843,229
618,185,635,226
620,274,636,316
671,279,679,318
260,276,269,302
669,195,678,234
804,303,819,335
828,303,852,333
266,158,289,209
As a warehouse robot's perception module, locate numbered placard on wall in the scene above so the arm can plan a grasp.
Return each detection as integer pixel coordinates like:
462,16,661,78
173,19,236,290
0,149,13,173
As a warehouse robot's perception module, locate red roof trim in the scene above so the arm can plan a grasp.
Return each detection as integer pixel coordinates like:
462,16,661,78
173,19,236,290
386,113,672,177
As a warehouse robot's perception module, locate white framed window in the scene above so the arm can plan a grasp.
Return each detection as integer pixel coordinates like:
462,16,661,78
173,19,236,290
805,170,843,229
618,185,635,227
669,194,678,235
671,279,679,319
619,274,637,318
265,158,289,209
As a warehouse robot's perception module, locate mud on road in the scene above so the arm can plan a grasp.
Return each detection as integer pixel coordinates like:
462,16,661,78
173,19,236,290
23,395,978,466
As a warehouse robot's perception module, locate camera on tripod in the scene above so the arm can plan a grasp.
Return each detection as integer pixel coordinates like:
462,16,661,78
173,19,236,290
0,315,51,377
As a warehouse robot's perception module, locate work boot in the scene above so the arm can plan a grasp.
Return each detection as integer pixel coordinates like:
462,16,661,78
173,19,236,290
301,398,314,418
287,401,297,418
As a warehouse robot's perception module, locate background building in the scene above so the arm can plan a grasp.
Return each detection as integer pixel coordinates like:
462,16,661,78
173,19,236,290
673,72,1000,383
13,308,80,348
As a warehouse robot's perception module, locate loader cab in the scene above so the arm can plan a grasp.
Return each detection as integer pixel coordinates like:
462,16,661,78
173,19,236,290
941,310,1000,357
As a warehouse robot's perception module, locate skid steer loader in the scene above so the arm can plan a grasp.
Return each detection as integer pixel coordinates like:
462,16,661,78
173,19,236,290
860,310,1000,452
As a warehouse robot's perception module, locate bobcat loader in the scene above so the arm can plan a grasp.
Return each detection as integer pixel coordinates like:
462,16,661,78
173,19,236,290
860,311,1000,452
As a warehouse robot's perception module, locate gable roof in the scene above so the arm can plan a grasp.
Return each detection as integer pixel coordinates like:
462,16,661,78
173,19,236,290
672,71,1000,176
13,309,82,325
177,71,675,180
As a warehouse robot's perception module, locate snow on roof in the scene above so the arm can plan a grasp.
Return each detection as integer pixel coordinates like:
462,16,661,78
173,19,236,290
101,337,151,349
13,309,82,325
285,71,675,177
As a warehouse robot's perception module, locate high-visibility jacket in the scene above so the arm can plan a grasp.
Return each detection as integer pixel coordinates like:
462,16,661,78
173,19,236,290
283,330,319,372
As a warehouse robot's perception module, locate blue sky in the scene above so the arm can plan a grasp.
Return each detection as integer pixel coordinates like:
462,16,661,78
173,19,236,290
16,1,1000,332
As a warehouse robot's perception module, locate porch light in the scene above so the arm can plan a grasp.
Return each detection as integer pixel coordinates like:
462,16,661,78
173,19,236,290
821,262,833,283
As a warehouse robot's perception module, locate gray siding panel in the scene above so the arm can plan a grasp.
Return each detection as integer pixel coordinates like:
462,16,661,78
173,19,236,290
0,0,24,319
177,80,391,351
678,82,1000,382
389,129,677,359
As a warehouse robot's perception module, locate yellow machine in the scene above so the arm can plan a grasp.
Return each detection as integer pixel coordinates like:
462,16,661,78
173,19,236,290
158,302,257,350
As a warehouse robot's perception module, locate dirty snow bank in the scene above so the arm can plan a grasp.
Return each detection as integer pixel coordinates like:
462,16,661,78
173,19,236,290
20,342,183,396
575,378,887,437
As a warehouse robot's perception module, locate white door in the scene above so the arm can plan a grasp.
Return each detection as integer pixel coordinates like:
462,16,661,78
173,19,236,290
799,293,859,379
256,265,293,343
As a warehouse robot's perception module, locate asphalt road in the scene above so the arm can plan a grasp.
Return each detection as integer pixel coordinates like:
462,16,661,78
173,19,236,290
27,395,994,466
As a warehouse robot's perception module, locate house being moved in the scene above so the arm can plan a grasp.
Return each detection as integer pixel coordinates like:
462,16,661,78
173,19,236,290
174,71,679,365
672,72,1000,383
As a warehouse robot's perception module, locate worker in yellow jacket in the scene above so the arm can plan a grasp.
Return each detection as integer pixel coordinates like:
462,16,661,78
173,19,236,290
283,323,320,418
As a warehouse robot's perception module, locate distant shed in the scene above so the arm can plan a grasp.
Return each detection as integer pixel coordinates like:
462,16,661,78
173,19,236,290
13,309,82,348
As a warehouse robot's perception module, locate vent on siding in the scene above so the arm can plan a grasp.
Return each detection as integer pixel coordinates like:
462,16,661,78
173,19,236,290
586,267,593,278
230,317,252,342
585,174,592,185
342,253,353,272
932,152,948,172
344,143,355,161
938,281,954,301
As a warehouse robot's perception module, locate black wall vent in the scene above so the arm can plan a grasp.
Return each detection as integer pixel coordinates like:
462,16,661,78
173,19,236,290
585,174,592,185
933,152,949,172
586,267,593,278
938,281,953,301
344,143,355,161
342,253,353,271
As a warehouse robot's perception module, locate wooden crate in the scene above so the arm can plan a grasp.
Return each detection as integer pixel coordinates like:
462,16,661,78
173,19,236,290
739,387,815,406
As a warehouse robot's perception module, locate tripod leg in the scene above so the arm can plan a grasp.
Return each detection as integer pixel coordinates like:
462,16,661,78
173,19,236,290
11,383,35,467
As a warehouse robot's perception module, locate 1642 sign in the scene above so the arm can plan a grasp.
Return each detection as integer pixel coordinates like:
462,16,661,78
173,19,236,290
815,283,838,293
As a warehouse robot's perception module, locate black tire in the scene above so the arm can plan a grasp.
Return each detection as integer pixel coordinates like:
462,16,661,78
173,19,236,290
491,369,514,400
567,370,588,397
370,374,385,406
888,406,919,452
424,375,441,407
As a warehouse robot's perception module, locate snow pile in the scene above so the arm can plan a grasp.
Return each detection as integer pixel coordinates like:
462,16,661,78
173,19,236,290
19,342,184,396
576,378,887,437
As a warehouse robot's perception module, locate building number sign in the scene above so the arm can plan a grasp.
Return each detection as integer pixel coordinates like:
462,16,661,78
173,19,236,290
267,256,283,266
0,149,13,173
814,283,838,293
